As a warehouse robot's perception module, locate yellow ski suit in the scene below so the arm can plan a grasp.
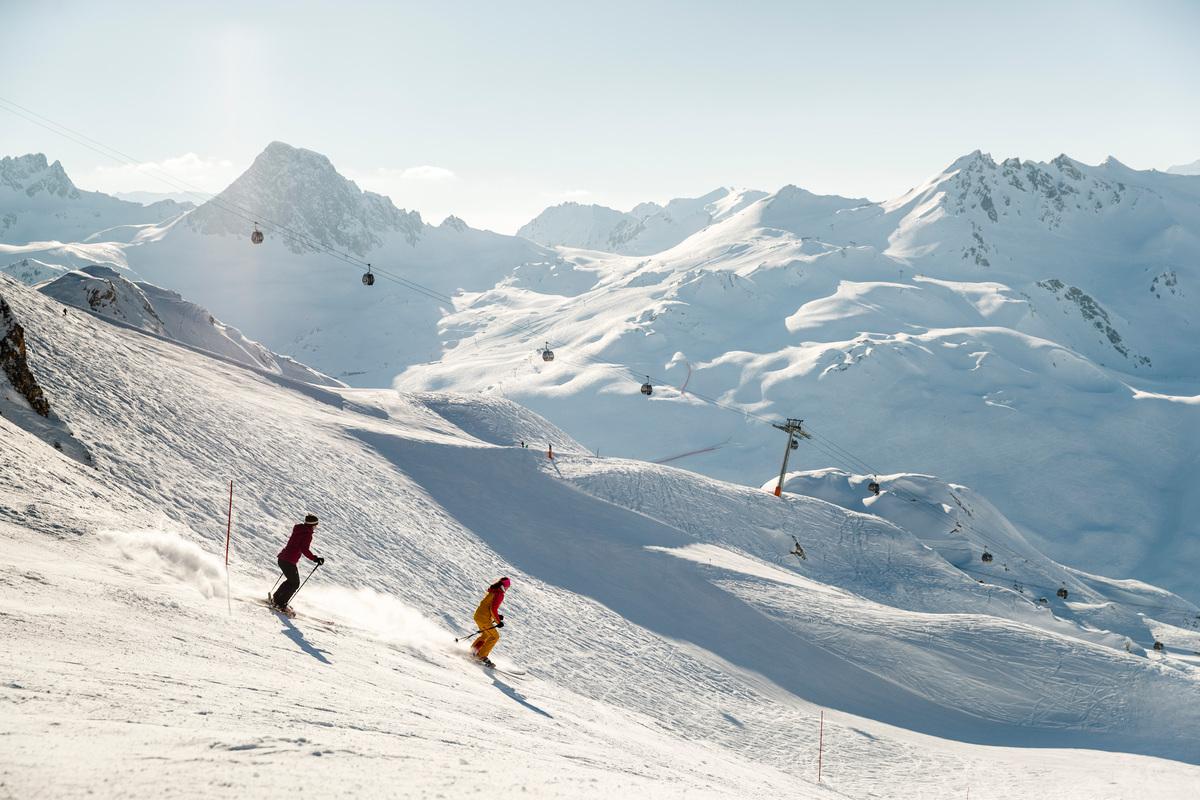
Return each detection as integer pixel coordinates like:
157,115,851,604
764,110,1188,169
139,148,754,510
471,588,504,659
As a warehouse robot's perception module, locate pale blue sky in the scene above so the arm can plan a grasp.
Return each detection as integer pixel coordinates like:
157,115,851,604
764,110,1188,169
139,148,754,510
2,0,1197,232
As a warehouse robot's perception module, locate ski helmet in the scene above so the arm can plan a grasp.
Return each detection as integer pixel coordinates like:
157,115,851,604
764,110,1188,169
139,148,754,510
500,577,511,588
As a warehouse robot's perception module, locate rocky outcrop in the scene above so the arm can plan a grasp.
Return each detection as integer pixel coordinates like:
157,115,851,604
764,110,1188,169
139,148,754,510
0,294,51,416
1037,279,1152,367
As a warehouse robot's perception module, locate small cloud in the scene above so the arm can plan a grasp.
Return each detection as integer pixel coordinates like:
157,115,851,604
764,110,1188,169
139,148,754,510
81,153,239,195
353,165,458,184
399,165,457,182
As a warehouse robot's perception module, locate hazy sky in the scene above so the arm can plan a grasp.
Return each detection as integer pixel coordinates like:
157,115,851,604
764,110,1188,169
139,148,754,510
2,0,1197,232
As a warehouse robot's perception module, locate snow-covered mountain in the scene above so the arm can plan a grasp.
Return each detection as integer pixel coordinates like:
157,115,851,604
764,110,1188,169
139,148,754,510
3,274,1199,797
0,153,191,245
38,265,339,385
517,187,769,255
397,152,1200,602
183,141,424,255
1,257,70,284
119,142,554,385
1167,158,1200,176
12,142,1200,605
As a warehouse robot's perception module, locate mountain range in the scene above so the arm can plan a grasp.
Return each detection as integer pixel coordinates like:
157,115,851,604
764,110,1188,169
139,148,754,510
2,142,1197,602
1,153,191,245
516,187,768,255
400,151,1200,599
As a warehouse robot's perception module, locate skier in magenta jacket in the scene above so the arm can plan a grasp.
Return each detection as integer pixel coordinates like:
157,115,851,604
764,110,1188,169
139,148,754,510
271,514,324,613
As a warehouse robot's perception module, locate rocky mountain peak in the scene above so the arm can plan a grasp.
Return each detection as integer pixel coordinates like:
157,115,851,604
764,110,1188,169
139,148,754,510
0,153,80,199
185,141,424,255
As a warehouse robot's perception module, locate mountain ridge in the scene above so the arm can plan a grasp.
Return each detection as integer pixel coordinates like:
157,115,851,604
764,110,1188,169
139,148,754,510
1,152,192,245
517,186,770,255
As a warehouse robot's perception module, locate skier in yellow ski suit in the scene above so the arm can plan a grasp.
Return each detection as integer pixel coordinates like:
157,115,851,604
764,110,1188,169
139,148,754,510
471,577,510,666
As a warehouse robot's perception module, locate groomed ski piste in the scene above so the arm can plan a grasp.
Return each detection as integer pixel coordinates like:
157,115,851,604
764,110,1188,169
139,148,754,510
3,274,1199,798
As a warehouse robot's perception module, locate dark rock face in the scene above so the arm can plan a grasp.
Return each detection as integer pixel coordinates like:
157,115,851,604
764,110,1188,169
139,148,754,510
0,294,51,416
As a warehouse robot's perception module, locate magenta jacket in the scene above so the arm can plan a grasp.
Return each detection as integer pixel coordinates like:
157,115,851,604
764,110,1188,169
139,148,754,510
278,523,318,564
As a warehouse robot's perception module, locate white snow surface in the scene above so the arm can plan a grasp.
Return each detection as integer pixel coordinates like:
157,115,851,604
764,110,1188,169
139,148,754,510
2,273,1200,797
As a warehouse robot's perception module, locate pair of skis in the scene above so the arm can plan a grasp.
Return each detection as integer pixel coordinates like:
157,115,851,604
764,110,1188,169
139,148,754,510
463,650,527,677
258,595,336,627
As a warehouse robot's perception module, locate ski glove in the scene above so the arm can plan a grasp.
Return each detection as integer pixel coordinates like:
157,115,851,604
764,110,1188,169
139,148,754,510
498,614,504,621
315,557,325,566
496,620,505,628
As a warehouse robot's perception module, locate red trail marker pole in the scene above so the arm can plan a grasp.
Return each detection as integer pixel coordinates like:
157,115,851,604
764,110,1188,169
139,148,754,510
224,481,233,614
225,480,233,566
817,709,824,783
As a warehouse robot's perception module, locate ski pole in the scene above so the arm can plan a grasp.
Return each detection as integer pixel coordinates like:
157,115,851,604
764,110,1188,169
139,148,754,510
269,573,284,596
289,563,321,604
455,623,499,642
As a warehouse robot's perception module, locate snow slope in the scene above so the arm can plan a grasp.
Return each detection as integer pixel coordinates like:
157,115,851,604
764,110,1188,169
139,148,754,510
0,290,90,463
0,153,190,245
3,273,1200,797
397,153,1200,602
37,265,339,385
517,187,770,255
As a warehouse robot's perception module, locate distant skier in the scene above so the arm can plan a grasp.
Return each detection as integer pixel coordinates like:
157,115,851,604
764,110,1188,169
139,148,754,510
470,577,510,668
270,514,325,614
